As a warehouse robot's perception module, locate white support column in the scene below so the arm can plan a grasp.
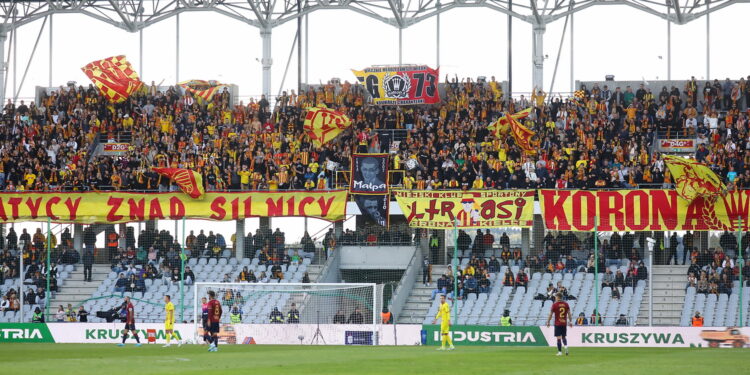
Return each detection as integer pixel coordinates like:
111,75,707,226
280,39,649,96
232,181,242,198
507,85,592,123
531,24,546,93
73,224,83,252
398,27,403,65
48,14,53,87
666,6,672,80
176,13,180,83
521,228,530,254
119,223,127,250
304,15,308,85
235,219,245,259
570,9,574,92
12,23,16,102
261,27,273,98
436,1,440,68
706,0,710,80
0,26,6,106
139,17,144,79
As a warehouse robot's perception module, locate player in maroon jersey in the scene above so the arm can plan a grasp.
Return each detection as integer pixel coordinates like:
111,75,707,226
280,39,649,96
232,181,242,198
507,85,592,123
117,296,141,347
546,292,572,356
206,290,222,352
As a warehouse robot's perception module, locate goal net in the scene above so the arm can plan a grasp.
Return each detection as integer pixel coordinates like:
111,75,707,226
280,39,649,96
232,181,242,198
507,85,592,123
193,283,378,345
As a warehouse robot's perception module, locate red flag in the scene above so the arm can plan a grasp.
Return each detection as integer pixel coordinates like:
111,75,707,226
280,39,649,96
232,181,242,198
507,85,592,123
303,105,352,147
81,55,142,103
487,107,532,137
152,168,205,199
507,114,536,154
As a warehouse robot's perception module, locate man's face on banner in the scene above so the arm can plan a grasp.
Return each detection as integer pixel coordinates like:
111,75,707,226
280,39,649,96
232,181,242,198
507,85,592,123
361,158,379,183
364,199,381,220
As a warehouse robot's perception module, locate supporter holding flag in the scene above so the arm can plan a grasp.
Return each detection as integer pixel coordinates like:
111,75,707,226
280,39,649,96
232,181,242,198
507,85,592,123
153,168,205,199
81,55,142,102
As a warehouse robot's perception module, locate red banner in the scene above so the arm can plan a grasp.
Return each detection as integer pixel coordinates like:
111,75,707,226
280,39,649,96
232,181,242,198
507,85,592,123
658,139,697,152
102,143,130,153
660,139,695,149
352,65,440,105
538,189,750,231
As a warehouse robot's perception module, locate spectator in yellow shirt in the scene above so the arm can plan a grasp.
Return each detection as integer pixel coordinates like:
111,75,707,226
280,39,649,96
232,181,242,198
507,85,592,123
472,177,484,189
238,166,252,190
304,179,315,191
309,161,320,174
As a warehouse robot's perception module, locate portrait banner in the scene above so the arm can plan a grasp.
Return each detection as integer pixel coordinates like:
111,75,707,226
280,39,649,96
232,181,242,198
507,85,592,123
354,194,389,227
352,65,440,105
0,191,347,224
538,189,750,232
350,154,389,194
394,190,534,229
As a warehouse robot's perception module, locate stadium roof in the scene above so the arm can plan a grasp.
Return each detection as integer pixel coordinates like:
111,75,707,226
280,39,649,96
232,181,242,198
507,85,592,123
0,0,745,32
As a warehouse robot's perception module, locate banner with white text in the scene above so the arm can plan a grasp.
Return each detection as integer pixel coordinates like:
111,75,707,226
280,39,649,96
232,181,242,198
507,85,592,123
352,66,440,105
539,189,750,231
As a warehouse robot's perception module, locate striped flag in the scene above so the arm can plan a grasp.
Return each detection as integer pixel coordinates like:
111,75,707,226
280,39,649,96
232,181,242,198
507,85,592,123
179,80,228,101
303,105,352,147
152,168,205,199
487,107,532,137
81,55,142,103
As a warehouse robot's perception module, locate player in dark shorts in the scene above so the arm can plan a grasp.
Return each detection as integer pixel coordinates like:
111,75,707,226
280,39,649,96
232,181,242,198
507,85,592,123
118,296,141,347
546,292,572,356
200,297,210,344
206,290,222,352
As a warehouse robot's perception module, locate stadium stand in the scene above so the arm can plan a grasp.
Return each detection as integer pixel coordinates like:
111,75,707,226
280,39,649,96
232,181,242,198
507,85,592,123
2,75,750,192
2,74,750,327
406,231,648,326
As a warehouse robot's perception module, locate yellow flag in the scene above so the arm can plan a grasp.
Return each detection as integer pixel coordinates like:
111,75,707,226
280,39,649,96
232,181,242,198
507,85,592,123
664,155,726,202
488,107,532,136
303,105,352,147
81,55,142,103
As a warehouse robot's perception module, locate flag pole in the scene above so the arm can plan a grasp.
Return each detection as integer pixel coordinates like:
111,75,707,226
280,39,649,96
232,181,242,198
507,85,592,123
45,217,51,320
739,215,744,327
452,218,459,323
180,217,186,322
594,216,599,326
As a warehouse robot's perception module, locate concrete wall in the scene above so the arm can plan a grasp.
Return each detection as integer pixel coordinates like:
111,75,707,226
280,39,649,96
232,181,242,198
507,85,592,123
340,246,417,270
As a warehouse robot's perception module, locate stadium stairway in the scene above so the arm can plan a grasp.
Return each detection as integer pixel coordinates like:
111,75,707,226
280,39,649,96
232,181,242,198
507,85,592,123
637,265,687,326
50,264,111,310
397,265,450,324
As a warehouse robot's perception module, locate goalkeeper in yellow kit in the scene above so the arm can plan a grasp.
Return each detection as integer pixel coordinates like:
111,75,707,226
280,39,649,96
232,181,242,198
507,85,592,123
162,295,180,347
432,294,454,350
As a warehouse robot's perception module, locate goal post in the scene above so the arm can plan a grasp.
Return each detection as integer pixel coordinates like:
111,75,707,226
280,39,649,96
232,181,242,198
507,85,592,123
193,282,378,345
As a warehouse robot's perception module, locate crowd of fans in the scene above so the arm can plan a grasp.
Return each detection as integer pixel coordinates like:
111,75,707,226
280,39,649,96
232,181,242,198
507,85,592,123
3,74,750,192
3,74,750,324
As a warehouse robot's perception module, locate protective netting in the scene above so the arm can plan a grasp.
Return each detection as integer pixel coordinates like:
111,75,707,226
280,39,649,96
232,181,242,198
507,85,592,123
193,283,377,344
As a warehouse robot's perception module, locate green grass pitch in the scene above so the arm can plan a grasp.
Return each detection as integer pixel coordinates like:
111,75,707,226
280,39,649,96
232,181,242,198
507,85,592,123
0,344,746,374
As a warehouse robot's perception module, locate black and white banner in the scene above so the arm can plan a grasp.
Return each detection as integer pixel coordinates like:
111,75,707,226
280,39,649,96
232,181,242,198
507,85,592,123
350,154,389,194
355,194,389,227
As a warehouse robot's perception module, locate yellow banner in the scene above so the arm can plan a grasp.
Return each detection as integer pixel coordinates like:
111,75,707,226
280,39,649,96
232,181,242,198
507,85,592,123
394,190,535,228
0,191,347,224
539,189,750,231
